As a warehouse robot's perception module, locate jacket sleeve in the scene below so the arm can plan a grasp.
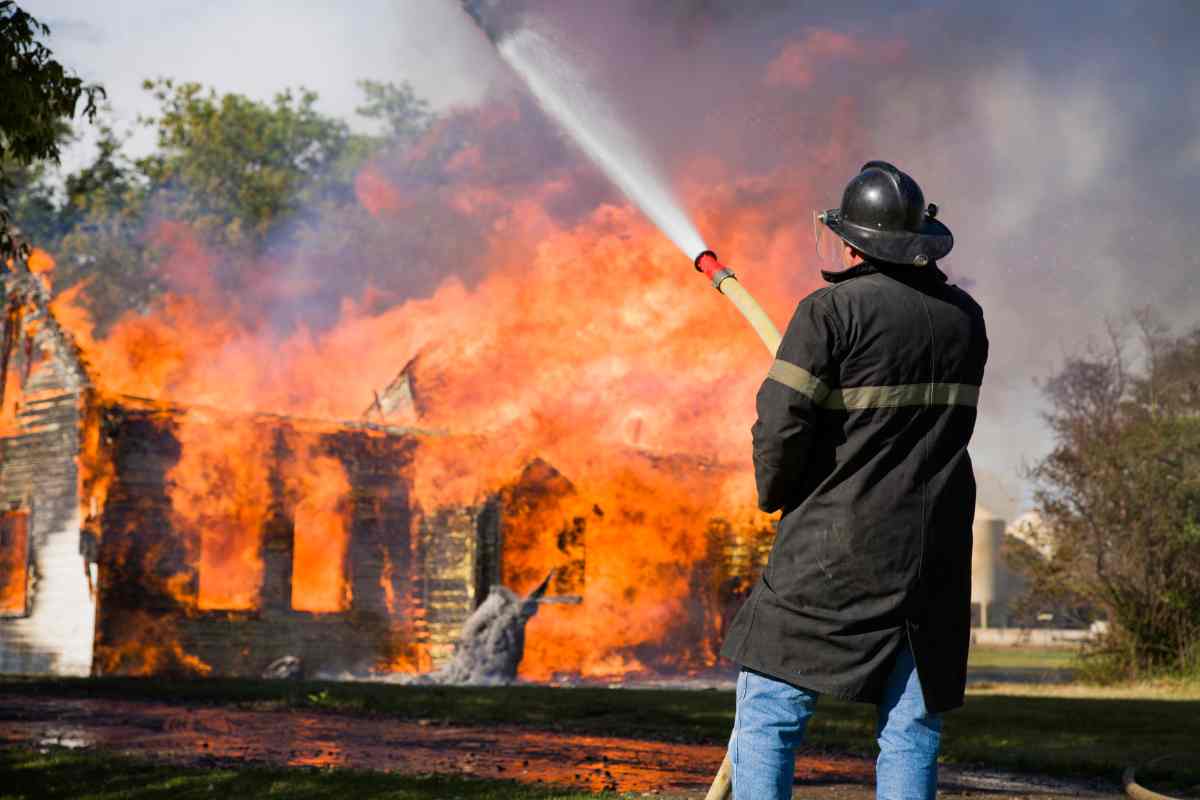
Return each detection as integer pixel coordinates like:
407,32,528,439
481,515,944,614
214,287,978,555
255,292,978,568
752,293,841,512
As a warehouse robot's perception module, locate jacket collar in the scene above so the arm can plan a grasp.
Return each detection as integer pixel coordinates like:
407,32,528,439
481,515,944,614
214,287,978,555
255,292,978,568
821,259,949,285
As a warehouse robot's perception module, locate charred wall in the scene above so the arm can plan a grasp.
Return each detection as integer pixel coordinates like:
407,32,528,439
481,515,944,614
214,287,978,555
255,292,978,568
706,517,774,643
0,272,93,676
491,459,588,598
88,399,611,679
0,285,776,683
92,402,443,678
416,503,490,667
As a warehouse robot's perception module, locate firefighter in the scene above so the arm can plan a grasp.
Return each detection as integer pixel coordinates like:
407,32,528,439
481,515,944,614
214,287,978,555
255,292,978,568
721,161,988,800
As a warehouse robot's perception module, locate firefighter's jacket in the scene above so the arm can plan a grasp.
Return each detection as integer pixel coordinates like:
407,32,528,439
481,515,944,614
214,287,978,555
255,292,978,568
720,260,988,713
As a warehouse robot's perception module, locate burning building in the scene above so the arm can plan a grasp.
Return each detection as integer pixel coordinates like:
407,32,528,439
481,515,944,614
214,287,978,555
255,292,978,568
0,260,774,680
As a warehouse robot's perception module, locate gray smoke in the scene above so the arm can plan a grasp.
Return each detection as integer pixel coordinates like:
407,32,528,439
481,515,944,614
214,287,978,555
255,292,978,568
443,0,1200,506
850,3,1200,498
67,1,1197,510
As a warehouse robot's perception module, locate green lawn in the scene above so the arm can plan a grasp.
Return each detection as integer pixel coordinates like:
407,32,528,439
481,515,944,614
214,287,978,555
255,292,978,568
3,676,1198,792
966,646,1078,670
0,747,616,800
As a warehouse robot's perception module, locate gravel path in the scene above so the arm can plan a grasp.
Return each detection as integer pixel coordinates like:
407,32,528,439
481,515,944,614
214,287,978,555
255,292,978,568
0,693,1120,798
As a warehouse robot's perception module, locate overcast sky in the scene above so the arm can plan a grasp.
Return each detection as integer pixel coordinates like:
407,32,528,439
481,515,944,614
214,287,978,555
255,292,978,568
40,0,498,166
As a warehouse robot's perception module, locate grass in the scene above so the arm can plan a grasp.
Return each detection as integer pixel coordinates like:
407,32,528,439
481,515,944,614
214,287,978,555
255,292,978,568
0,747,618,800
3,674,1199,792
966,645,1078,670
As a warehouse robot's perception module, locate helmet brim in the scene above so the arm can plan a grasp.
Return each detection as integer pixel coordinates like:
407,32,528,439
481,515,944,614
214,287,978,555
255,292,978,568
822,210,953,266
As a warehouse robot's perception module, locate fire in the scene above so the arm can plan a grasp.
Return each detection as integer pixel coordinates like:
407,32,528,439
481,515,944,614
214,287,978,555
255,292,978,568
284,445,352,613
0,508,30,615
40,26,883,679
355,166,407,217
169,412,273,611
515,455,739,679
51,188,804,678
93,611,213,677
78,396,115,527
27,248,55,275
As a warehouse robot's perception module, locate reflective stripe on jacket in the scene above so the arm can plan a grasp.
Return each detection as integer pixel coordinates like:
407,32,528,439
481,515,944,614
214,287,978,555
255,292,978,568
720,260,988,713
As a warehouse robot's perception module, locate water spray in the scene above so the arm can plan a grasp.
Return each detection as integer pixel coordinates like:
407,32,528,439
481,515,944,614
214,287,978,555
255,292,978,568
460,5,774,796
460,0,782,356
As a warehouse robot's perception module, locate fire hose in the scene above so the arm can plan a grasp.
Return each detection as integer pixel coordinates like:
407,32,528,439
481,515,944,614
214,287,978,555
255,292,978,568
1124,757,1191,800
695,231,1190,800
693,250,783,355
692,249,779,800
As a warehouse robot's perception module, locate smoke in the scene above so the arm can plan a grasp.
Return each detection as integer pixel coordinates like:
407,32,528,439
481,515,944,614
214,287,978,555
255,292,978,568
849,2,1200,495
64,0,1200,507
446,0,1200,503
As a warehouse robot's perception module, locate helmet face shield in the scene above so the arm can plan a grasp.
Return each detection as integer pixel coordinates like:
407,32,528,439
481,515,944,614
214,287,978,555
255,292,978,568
813,209,849,270
821,161,955,266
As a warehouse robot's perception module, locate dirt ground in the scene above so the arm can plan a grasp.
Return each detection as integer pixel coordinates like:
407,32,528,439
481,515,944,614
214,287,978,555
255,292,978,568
0,693,1121,799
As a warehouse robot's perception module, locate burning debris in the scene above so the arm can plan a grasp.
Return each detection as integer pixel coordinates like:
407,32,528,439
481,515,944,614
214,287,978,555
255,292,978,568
0,258,95,675
0,264,776,682
3,3,811,680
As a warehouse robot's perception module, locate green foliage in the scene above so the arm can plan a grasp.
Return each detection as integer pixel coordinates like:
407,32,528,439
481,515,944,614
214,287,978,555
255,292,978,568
1,75,440,330
0,1,103,260
1030,313,1200,680
356,79,434,145
62,121,140,220
2,151,63,248
135,78,360,250
46,121,159,326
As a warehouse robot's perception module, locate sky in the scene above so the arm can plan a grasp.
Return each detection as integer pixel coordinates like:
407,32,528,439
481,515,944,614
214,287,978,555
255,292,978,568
33,1,1200,519
40,0,497,166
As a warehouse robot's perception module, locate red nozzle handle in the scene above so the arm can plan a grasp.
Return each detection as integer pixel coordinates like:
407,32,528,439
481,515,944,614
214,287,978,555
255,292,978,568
694,250,735,290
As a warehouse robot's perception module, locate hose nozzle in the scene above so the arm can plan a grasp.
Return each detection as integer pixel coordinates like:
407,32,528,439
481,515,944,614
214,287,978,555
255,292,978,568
694,250,735,290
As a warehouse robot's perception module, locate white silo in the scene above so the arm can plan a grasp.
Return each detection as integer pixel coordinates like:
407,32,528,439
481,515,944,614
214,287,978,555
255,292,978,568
1008,510,1053,559
971,504,1006,628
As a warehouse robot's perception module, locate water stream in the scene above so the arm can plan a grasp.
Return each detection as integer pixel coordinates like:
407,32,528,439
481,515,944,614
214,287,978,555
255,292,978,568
498,25,709,261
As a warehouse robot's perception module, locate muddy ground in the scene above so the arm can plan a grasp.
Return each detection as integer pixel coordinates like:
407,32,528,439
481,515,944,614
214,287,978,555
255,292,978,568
0,693,1120,798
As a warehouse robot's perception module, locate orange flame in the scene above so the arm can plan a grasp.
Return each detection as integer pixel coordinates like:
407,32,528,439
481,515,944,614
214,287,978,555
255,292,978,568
284,445,352,613
51,203,799,677
0,510,30,615
41,30,888,678
355,166,407,217
168,412,272,611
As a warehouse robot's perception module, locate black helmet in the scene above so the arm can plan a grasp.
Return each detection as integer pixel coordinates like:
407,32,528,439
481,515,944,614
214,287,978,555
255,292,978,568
818,161,952,266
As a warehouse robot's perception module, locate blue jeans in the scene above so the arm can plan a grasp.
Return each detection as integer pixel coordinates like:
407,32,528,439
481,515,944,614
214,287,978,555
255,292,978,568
729,645,942,799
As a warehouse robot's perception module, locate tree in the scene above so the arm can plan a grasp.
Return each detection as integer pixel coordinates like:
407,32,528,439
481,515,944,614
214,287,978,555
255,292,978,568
1029,313,1200,679
53,81,378,329
10,76,438,329
2,140,66,251
135,79,363,251
0,1,103,260
356,80,433,145
47,120,158,326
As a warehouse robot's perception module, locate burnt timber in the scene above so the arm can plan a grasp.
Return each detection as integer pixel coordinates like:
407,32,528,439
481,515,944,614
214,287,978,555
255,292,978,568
0,268,91,675
0,265,773,679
